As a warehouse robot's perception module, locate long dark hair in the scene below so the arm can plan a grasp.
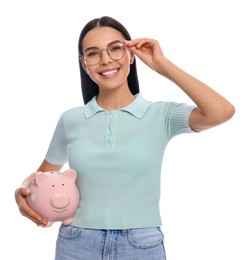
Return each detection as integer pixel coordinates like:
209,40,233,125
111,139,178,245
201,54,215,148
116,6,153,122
78,16,140,104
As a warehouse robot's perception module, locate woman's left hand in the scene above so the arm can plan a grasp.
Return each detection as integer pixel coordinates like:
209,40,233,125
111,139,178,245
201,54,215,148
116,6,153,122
124,38,165,72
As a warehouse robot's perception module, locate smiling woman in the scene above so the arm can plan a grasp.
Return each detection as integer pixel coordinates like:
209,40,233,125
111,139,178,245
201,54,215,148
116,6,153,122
79,24,137,109
79,25,136,109
14,15,235,260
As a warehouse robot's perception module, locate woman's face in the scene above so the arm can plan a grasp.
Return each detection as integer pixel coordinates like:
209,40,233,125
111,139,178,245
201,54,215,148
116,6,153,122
81,26,134,92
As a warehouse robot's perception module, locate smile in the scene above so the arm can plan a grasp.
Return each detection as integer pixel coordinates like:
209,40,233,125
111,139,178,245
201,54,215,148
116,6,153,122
100,69,119,76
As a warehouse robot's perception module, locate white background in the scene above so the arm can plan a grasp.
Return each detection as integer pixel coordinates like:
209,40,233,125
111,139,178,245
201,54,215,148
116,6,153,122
1,0,251,259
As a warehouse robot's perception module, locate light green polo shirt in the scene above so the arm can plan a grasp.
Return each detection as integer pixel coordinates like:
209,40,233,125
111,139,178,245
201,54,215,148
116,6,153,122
45,94,196,229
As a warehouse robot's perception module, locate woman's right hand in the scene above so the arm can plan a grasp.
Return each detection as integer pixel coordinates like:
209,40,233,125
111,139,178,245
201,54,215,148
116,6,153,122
15,186,48,227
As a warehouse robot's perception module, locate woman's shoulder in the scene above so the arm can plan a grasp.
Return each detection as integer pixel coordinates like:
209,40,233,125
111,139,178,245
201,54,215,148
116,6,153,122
58,106,85,122
63,106,84,114
142,96,196,120
142,96,177,111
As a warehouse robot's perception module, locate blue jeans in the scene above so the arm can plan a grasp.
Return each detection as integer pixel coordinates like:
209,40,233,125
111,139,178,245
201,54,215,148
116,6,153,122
55,224,167,259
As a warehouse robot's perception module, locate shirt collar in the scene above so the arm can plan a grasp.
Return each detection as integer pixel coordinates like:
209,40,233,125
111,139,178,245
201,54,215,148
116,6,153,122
83,94,150,119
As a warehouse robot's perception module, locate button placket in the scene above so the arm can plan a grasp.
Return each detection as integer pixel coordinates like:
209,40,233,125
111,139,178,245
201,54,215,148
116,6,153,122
105,112,115,148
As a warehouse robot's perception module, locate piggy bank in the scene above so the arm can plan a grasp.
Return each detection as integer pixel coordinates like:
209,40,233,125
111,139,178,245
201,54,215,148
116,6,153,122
27,169,80,227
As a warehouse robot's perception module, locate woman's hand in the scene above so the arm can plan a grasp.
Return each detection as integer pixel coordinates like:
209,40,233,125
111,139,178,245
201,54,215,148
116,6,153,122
15,186,48,227
124,38,166,72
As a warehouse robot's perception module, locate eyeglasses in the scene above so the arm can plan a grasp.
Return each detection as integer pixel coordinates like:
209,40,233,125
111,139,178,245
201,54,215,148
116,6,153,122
82,41,126,66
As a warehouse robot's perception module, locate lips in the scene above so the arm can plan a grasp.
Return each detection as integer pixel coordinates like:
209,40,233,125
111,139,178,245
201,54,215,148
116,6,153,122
100,69,119,76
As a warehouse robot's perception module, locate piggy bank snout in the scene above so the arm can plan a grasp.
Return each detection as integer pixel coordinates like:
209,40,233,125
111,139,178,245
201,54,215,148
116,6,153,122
51,194,70,209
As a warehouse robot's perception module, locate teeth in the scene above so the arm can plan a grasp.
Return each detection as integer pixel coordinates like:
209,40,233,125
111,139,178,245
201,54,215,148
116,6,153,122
101,69,118,76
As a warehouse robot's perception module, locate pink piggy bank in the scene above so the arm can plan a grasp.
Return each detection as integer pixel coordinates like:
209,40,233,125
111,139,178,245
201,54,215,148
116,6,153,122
27,169,79,227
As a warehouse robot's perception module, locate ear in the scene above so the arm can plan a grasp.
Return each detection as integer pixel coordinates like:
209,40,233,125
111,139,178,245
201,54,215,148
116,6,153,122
79,56,89,74
34,171,51,186
129,50,135,64
130,55,135,64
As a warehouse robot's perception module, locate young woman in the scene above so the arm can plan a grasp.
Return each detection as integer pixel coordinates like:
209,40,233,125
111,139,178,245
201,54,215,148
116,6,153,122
15,16,235,259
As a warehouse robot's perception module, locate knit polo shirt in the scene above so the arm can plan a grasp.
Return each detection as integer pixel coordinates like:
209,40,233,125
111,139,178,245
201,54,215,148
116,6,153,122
45,94,196,229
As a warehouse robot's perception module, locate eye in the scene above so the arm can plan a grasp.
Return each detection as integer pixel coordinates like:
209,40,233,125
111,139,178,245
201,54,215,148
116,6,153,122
86,49,99,57
110,44,123,52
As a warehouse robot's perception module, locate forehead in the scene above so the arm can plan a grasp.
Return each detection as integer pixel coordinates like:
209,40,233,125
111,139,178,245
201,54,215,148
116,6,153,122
82,26,125,49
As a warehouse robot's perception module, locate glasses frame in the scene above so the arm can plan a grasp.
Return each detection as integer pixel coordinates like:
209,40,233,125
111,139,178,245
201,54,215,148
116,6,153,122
82,41,127,66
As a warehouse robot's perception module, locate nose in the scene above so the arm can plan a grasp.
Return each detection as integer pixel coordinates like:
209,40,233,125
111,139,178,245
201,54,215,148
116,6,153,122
51,194,70,209
100,49,112,65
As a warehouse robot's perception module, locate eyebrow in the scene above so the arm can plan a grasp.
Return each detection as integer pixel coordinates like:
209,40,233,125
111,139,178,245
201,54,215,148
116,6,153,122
84,40,123,52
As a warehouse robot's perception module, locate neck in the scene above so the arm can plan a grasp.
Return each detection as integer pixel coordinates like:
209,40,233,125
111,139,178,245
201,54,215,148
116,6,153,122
97,88,135,111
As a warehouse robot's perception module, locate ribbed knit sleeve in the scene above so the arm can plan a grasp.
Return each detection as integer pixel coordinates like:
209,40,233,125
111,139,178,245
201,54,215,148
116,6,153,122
45,112,68,165
161,101,197,140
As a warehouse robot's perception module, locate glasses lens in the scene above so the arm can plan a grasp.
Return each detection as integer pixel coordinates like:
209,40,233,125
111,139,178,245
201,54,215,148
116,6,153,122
108,42,125,61
84,48,100,65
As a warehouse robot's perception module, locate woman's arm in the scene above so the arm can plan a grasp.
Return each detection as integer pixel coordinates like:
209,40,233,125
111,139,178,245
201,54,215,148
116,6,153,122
156,58,235,131
125,38,235,132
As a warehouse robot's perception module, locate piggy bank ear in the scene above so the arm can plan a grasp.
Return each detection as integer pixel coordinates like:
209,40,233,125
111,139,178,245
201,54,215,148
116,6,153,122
34,171,51,186
63,169,77,182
